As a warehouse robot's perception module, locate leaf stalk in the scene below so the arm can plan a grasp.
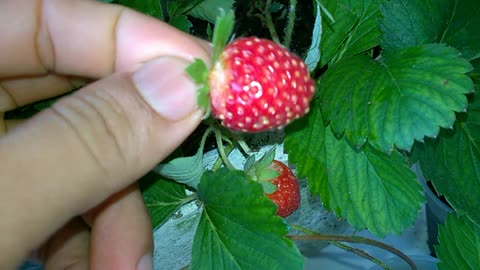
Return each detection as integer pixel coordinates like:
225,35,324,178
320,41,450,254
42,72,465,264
289,224,417,270
283,0,297,48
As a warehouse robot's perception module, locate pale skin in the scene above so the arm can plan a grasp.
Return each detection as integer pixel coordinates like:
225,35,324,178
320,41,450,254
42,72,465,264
0,0,210,269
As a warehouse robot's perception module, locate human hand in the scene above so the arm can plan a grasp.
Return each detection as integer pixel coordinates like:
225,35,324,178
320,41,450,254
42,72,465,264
0,0,210,269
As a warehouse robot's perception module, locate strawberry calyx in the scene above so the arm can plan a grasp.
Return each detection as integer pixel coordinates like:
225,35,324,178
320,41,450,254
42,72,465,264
244,147,280,194
185,9,235,119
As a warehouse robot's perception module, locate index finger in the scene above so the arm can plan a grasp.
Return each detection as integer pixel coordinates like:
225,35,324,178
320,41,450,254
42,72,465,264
0,0,210,79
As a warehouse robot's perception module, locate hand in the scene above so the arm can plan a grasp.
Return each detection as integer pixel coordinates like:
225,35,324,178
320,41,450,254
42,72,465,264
0,0,210,269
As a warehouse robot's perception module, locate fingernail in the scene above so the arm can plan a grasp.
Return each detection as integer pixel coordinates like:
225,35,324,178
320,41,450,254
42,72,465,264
136,253,153,270
133,57,198,121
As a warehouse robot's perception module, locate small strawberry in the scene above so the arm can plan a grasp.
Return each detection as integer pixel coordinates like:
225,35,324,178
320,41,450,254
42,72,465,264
245,148,301,217
265,160,301,217
209,37,316,133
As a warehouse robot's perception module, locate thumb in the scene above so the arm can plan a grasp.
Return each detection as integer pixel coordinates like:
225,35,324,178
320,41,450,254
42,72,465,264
0,56,202,266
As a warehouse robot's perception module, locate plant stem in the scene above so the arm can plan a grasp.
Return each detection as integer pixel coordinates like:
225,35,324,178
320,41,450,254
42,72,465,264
199,127,215,151
289,224,417,270
283,0,297,48
291,225,391,269
214,129,236,170
237,139,252,154
329,241,391,270
212,144,234,171
264,0,280,44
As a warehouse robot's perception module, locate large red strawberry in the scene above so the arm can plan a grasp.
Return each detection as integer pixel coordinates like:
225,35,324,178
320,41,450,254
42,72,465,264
209,37,316,133
265,160,301,217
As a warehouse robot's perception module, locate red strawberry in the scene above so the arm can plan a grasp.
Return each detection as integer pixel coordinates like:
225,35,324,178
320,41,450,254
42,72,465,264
265,160,301,217
209,37,316,133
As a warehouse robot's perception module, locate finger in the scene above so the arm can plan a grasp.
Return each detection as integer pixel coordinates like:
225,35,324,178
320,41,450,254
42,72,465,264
86,185,153,270
0,74,87,112
3,119,27,133
0,0,210,78
0,113,5,135
0,56,203,268
41,218,90,270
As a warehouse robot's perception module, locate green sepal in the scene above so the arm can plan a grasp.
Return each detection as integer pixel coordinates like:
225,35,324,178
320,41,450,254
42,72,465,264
244,146,277,183
186,58,209,84
257,168,281,183
255,146,276,171
197,85,211,119
243,154,256,171
260,180,278,194
186,58,211,118
211,9,235,64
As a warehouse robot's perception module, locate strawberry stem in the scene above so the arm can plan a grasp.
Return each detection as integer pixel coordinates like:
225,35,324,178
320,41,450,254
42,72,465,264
212,144,234,171
283,0,297,48
214,129,236,170
289,224,417,270
265,0,280,44
332,241,392,270
237,139,252,155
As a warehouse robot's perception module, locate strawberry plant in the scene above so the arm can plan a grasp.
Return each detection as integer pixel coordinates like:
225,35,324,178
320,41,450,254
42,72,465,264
9,0,475,269
128,0,480,269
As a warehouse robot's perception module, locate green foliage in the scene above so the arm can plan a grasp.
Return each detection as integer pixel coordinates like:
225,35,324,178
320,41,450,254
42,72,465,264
436,214,480,270
319,0,383,68
191,169,304,270
380,0,480,60
153,148,204,189
168,15,193,33
167,0,204,19
117,0,163,20
285,101,424,237
211,9,235,64
411,94,480,226
125,0,480,267
319,44,473,152
304,0,323,72
140,173,190,230
188,0,235,24
165,0,205,32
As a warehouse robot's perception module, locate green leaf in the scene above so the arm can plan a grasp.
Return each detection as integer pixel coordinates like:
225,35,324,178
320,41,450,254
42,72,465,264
188,0,235,24
435,214,480,270
285,102,424,237
191,169,304,270
320,0,382,67
140,173,189,230
304,0,323,72
168,15,193,33
211,9,235,64
380,0,480,61
167,0,204,19
411,94,480,226
268,2,284,13
154,147,204,189
118,0,163,20
471,58,480,89
319,44,474,152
